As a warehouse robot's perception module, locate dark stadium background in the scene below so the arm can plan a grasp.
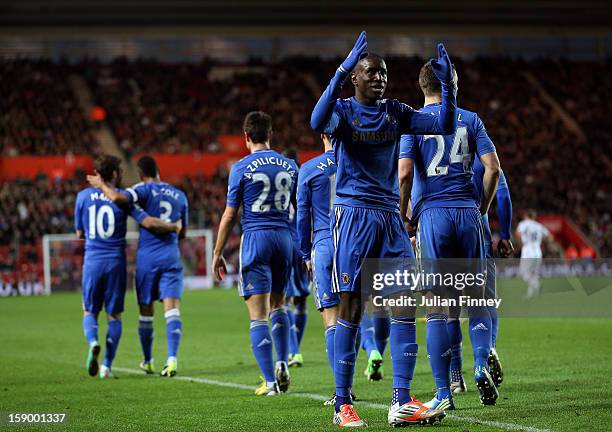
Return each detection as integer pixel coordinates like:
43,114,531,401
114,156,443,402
0,1,610,293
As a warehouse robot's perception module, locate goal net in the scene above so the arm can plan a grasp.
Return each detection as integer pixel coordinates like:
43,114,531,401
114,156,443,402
41,229,213,295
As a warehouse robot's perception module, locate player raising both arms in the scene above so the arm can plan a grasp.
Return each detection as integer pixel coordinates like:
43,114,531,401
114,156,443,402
399,62,502,409
311,31,458,427
77,155,181,379
212,111,296,396
88,156,188,378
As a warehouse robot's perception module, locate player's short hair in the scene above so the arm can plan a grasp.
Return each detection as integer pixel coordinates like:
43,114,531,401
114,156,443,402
419,61,457,97
526,209,538,219
137,155,159,178
354,53,385,74
243,111,272,144
94,154,122,182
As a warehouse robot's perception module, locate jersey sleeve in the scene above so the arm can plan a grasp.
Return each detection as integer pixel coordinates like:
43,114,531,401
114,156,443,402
496,170,513,240
74,192,84,231
296,171,313,261
129,203,148,224
124,183,147,205
226,163,243,208
320,104,344,135
311,69,348,133
397,101,454,135
474,114,496,156
399,134,417,159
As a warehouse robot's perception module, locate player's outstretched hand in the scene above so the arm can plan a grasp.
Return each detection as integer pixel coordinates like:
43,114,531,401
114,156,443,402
340,31,368,73
212,253,227,282
87,173,104,189
498,239,515,258
430,43,454,84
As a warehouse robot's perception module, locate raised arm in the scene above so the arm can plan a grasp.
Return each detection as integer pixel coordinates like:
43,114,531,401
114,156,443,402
403,44,458,135
310,31,367,132
87,173,129,205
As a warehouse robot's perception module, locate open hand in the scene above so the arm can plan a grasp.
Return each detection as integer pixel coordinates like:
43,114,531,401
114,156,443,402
430,43,454,84
87,173,104,189
340,31,368,73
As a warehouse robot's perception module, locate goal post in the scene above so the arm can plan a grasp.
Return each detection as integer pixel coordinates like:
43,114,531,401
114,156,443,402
42,229,214,295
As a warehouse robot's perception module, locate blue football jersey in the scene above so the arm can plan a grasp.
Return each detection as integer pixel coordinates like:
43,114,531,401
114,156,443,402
226,149,298,232
321,97,453,211
296,149,337,260
75,187,144,260
123,181,189,265
400,105,496,220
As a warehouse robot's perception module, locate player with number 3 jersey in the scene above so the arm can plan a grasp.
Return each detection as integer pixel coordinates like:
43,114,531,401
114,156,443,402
78,155,181,379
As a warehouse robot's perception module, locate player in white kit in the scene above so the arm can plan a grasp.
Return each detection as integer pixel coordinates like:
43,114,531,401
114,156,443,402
516,210,553,298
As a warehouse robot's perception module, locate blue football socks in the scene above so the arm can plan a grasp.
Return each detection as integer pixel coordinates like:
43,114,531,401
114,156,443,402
103,319,122,368
390,316,418,405
426,313,452,400
250,319,275,384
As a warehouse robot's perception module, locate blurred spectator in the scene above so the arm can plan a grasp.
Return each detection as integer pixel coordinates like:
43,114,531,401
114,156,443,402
0,59,100,156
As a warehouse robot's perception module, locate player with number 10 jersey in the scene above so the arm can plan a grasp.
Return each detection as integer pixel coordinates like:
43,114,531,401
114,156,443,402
88,155,188,377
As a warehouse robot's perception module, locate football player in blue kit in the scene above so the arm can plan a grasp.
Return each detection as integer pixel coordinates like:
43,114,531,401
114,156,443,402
212,111,297,396
88,155,188,378
447,157,513,393
311,31,458,427
78,155,181,378
284,149,310,368
399,62,502,409
296,133,340,399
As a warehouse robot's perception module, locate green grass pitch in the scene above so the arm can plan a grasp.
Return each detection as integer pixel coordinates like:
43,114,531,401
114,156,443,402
1,283,611,431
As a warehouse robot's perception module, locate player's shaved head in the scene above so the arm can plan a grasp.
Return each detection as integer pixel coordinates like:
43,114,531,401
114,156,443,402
137,155,159,179
419,61,458,97
94,154,122,183
243,111,272,144
353,52,385,75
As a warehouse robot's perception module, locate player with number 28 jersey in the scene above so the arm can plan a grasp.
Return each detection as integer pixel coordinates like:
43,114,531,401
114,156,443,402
227,148,297,296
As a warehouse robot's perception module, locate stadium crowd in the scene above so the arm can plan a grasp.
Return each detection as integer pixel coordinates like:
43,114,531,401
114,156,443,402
0,60,99,156
0,57,610,289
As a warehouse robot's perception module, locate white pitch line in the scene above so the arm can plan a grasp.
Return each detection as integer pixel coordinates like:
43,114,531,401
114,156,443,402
113,367,552,432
